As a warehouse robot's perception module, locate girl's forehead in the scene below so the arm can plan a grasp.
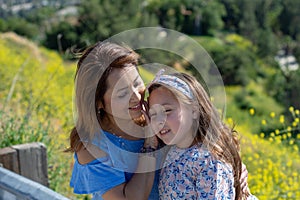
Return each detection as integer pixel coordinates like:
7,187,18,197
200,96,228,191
149,86,178,103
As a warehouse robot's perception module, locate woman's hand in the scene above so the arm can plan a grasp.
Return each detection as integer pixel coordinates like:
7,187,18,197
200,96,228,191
141,99,158,149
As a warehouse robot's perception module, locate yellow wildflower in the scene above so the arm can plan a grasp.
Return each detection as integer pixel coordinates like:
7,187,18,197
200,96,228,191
289,106,294,113
283,134,287,139
279,115,285,124
249,108,255,115
287,160,292,167
292,172,298,177
261,119,266,125
270,112,276,118
227,117,233,125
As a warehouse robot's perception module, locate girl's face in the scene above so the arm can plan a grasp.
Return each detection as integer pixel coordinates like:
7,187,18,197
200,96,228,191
101,65,145,121
148,86,196,148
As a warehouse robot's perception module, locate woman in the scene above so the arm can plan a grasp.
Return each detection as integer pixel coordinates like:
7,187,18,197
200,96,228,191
68,41,158,200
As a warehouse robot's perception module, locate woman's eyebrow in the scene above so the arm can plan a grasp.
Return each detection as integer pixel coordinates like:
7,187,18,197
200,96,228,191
117,87,128,92
133,75,140,83
117,75,140,92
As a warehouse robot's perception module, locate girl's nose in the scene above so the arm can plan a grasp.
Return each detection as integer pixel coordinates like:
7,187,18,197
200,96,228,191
157,120,165,131
151,111,166,133
152,117,165,134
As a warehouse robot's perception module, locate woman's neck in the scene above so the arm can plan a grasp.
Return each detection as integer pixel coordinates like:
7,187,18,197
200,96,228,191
101,115,143,140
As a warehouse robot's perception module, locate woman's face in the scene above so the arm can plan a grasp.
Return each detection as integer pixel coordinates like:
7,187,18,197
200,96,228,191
101,65,145,122
148,86,196,148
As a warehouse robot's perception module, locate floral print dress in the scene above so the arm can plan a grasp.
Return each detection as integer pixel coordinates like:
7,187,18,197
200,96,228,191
159,144,235,200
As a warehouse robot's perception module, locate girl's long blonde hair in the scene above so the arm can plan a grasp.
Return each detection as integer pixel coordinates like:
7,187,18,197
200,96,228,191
149,72,243,200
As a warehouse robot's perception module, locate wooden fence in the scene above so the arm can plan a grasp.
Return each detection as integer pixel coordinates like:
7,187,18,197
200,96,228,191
0,142,48,186
0,142,69,199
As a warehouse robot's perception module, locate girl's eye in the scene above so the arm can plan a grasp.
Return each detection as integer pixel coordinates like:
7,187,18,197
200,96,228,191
149,112,156,118
165,109,172,114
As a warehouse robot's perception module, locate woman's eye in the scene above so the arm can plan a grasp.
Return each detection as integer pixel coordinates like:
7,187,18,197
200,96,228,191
117,91,128,98
134,81,143,88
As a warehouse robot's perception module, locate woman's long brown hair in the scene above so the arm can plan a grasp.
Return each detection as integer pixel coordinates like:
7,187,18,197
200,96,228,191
65,42,139,152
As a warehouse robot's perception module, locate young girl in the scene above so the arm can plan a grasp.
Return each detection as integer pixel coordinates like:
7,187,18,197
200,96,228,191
147,71,257,199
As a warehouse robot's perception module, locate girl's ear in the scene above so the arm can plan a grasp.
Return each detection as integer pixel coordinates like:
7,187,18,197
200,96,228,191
192,105,199,120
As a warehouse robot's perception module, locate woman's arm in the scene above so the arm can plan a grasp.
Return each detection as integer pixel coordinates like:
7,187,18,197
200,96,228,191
102,155,156,200
77,139,157,200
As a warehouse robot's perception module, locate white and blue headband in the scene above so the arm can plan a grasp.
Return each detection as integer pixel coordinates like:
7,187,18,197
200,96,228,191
147,69,194,99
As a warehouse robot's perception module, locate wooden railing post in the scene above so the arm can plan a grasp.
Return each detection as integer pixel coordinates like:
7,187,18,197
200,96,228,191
0,142,49,186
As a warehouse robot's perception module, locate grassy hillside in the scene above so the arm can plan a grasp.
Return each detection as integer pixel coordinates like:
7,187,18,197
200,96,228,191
225,86,300,199
0,32,84,198
0,33,299,199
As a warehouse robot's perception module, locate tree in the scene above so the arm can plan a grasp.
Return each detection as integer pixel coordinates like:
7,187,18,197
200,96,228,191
0,19,8,32
220,0,241,32
76,0,146,45
255,29,278,58
201,0,226,35
279,0,300,41
145,0,226,36
6,17,39,40
43,21,78,52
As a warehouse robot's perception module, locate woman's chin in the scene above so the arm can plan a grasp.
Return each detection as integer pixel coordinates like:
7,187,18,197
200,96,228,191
131,114,146,127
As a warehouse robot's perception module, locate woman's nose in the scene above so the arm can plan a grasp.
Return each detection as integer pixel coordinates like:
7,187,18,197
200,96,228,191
130,87,142,101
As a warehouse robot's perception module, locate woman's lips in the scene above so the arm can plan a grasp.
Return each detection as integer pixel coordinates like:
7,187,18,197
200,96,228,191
129,103,141,111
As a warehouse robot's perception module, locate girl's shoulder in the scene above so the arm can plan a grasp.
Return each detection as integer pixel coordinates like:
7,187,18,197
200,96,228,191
185,144,213,161
185,145,233,174
164,145,213,169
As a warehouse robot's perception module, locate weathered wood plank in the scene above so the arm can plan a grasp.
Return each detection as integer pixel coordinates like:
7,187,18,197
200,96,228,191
0,147,19,174
12,142,49,187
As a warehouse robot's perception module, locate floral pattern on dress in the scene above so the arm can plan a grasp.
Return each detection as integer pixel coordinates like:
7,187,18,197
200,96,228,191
159,144,235,200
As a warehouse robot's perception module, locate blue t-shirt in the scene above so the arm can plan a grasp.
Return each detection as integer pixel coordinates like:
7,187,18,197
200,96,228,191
70,130,160,200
